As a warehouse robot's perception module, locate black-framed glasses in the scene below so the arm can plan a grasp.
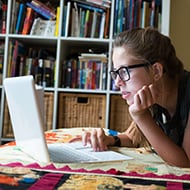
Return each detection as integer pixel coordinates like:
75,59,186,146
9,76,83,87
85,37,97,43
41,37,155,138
110,63,150,82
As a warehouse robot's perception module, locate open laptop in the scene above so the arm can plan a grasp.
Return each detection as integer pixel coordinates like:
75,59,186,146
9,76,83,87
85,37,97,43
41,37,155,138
3,75,132,163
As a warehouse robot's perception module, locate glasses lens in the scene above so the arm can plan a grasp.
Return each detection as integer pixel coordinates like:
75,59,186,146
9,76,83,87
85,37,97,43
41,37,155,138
118,67,129,81
110,71,117,80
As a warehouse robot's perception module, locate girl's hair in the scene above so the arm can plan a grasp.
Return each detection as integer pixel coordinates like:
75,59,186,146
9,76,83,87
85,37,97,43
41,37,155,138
113,27,184,78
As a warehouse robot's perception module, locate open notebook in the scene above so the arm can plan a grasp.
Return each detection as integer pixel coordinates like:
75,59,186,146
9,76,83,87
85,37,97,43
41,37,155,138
3,75,132,163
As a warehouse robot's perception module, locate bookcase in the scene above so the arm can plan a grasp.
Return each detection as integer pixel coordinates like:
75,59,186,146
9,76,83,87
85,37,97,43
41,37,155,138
0,0,188,143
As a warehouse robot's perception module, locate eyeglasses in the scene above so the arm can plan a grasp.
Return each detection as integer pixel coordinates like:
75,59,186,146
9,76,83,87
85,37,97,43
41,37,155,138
110,63,150,82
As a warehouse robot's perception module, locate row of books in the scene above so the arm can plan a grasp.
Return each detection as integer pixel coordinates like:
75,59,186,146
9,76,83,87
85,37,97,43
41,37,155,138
114,0,162,36
63,0,111,38
8,0,111,38
0,41,4,85
61,53,108,90
8,40,56,87
0,1,7,34
1,0,161,37
10,0,58,35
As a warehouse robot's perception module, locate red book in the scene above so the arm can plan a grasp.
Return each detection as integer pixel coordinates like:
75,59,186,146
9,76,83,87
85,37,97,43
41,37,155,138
22,7,34,35
1,4,7,34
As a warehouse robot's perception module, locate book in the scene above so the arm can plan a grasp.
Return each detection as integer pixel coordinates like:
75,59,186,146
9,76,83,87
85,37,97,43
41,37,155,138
141,1,151,28
18,55,25,76
26,1,56,20
71,59,78,88
62,5,67,36
104,6,110,38
22,7,34,35
54,6,60,36
0,42,4,85
99,12,106,38
1,4,7,34
64,1,71,37
35,59,43,85
83,9,90,37
30,18,56,36
90,10,97,38
31,0,56,19
71,2,80,37
129,0,135,29
10,0,20,33
79,9,86,37
64,60,72,88
87,0,111,8
71,0,109,10
15,3,26,34
25,57,33,75
10,41,26,77
77,2,104,13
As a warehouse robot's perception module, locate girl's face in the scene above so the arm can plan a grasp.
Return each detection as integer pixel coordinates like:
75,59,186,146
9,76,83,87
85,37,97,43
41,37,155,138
112,47,153,105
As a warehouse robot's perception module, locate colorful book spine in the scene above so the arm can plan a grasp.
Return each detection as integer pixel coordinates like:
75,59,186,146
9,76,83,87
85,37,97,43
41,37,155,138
54,6,60,36
26,2,54,20
15,3,25,34
64,1,71,37
1,4,7,34
22,7,34,35
31,0,56,19
77,2,104,13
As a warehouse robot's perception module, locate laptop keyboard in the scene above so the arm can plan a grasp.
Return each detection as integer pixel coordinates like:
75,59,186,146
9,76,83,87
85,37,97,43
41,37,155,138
48,143,98,163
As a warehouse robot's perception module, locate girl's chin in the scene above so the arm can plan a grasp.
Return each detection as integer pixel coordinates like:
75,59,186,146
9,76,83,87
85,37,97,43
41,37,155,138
126,99,133,106
121,95,133,105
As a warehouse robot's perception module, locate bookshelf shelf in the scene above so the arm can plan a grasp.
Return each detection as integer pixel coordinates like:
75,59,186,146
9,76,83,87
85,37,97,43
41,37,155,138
1,0,189,143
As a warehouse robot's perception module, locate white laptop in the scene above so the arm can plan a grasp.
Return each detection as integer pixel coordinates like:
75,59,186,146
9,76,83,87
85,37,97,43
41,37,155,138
3,75,132,163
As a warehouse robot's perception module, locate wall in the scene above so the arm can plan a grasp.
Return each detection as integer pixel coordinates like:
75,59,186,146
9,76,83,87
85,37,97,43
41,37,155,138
169,0,190,70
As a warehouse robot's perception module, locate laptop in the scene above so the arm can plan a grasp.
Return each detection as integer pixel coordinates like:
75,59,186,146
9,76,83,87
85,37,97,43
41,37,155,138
3,75,132,163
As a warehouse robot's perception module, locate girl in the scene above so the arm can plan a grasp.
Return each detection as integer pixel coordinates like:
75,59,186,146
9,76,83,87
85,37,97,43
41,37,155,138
82,27,190,168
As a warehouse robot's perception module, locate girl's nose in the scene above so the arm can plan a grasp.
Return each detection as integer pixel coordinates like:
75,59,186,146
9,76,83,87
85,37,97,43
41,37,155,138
114,75,124,87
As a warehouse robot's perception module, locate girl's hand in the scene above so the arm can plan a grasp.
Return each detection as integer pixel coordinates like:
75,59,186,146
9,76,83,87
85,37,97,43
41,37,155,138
82,128,110,151
129,84,158,119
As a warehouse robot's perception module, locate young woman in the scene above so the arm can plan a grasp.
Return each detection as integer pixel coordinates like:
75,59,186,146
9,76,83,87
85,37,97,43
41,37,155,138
82,27,190,168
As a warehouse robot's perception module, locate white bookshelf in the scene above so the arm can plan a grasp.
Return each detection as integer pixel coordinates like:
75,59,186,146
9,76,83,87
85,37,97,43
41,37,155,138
1,0,184,143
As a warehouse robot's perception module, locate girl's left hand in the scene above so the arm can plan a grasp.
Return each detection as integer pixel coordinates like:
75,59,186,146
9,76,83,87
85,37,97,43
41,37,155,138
129,84,159,119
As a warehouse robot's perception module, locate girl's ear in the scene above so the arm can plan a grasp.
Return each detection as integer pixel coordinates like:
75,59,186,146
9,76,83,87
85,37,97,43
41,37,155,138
152,62,164,81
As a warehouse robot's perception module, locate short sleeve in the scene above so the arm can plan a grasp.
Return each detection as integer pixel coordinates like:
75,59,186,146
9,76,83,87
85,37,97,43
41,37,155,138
124,121,150,148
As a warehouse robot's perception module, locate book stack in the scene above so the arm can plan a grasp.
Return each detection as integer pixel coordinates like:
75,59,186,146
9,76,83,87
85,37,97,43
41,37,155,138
61,53,108,90
63,0,111,38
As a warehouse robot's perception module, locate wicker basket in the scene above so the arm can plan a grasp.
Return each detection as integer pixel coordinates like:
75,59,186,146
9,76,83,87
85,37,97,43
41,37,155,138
57,93,106,128
2,92,54,138
109,95,132,132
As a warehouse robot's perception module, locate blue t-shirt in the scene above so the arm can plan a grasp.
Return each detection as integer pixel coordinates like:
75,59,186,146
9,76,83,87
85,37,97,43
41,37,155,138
153,70,190,146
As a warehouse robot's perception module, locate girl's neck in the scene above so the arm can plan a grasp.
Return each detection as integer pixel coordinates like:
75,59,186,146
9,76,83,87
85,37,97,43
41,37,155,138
157,77,179,117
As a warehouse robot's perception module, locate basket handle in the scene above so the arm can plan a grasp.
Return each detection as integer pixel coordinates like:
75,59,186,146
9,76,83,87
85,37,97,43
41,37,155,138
77,97,89,105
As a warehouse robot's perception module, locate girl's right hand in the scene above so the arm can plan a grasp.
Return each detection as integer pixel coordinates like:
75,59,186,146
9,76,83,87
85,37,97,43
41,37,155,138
82,128,112,151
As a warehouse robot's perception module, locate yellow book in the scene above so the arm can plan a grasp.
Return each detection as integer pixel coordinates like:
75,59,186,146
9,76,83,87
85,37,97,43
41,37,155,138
54,6,60,36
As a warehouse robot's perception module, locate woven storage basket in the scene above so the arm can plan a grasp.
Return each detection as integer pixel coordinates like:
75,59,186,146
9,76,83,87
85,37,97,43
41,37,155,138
58,93,106,128
2,92,54,138
109,95,132,132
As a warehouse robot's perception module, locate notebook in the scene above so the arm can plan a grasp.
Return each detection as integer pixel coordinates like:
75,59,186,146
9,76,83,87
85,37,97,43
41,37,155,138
3,75,132,163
